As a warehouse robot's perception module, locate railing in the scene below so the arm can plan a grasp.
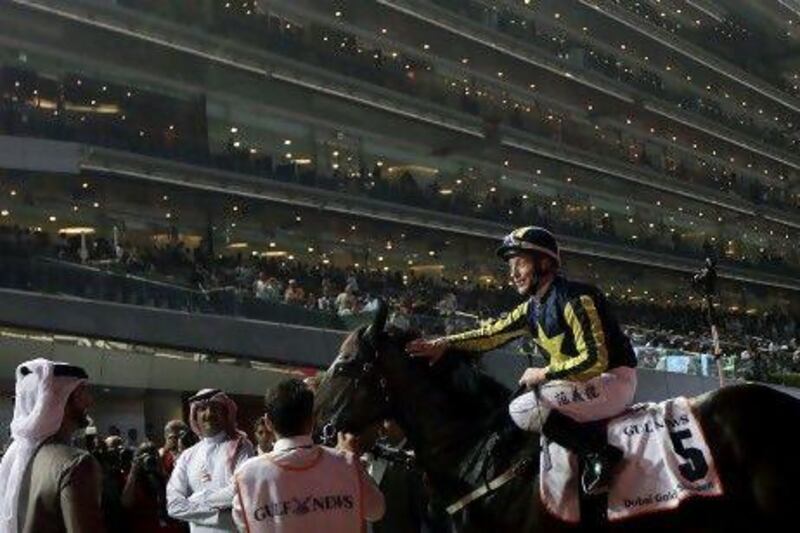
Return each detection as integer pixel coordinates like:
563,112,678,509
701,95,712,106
2,251,798,386
634,344,800,387
0,254,345,330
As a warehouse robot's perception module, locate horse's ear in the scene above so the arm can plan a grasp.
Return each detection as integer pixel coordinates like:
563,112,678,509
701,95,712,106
364,299,388,347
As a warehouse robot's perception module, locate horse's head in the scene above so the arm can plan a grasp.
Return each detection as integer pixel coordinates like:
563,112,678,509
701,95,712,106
314,301,391,445
315,300,513,451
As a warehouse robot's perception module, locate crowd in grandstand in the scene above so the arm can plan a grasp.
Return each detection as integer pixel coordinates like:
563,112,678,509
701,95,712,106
2,223,799,384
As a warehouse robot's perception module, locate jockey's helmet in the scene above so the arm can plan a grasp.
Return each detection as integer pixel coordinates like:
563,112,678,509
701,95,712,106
496,226,561,265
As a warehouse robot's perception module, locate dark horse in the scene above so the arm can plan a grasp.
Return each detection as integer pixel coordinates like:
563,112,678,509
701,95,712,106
314,308,800,532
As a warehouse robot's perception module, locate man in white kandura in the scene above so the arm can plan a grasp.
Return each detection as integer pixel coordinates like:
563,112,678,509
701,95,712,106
167,388,255,532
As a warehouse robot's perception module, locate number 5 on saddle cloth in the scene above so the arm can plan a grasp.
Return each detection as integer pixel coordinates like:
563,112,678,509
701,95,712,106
539,396,724,524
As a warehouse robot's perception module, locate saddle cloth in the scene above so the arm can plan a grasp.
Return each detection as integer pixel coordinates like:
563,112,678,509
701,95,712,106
540,396,724,523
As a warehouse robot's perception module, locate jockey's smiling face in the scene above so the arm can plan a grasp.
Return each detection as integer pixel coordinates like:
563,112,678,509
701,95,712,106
508,254,536,296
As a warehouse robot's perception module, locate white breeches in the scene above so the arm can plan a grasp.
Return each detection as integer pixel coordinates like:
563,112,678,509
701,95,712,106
508,366,638,432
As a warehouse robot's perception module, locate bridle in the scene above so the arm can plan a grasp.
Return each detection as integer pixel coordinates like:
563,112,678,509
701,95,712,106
320,321,391,446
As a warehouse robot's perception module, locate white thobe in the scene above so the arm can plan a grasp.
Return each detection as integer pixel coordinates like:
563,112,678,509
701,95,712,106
167,432,255,532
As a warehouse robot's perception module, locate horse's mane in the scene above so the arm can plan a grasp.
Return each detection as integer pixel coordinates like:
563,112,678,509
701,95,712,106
385,326,511,422
382,327,534,494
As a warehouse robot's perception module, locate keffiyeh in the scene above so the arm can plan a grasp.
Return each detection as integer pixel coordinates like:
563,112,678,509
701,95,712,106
187,389,250,471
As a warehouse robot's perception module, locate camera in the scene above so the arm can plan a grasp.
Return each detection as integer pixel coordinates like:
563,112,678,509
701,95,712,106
691,257,717,297
137,450,160,473
370,442,415,469
178,429,198,451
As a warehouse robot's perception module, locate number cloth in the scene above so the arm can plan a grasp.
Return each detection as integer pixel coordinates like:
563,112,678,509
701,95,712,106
540,396,723,523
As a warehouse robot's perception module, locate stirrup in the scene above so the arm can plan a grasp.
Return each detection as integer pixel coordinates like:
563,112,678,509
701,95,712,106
581,450,620,496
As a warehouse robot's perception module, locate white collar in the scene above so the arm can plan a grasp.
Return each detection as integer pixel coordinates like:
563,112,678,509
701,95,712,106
273,435,314,453
202,431,227,444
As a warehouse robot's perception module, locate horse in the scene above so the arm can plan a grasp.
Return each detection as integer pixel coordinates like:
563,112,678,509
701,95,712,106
314,307,800,532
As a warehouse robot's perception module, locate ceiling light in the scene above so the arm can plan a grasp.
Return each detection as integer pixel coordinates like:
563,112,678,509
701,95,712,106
59,227,94,235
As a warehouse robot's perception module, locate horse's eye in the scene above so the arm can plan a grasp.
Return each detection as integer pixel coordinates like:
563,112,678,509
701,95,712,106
362,363,373,374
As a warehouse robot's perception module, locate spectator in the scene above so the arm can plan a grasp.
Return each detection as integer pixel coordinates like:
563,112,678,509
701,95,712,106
366,420,447,533
166,389,255,532
253,418,273,456
345,273,359,293
748,348,770,382
253,272,275,301
232,379,385,532
283,279,305,305
362,293,383,313
0,359,106,533
317,290,336,313
160,420,189,476
321,277,334,297
336,286,359,316
176,430,198,456
122,442,187,533
304,292,318,311
98,435,131,532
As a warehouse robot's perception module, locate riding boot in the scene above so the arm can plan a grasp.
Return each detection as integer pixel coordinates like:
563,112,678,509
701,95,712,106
541,410,622,495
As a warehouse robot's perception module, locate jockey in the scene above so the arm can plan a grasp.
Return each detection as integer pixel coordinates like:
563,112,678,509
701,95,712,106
407,226,638,495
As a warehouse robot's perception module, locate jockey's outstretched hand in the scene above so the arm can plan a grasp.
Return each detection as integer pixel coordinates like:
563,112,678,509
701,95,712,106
518,367,548,389
405,337,449,366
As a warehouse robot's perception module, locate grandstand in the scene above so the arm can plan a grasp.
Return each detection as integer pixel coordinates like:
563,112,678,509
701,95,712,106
1,0,799,435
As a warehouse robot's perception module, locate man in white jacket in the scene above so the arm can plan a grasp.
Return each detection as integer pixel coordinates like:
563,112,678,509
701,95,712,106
233,378,385,533
167,389,255,532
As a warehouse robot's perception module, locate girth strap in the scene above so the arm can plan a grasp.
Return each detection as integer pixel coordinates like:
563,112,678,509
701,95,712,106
445,458,532,515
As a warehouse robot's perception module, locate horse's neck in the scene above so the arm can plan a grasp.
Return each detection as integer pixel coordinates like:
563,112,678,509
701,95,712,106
381,355,500,488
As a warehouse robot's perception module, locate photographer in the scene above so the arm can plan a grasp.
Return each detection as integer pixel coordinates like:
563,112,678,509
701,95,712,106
365,421,448,533
691,257,718,298
177,428,198,454
160,420,190,476
122,442,187,533
691,256,727,385
98,435,133,532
